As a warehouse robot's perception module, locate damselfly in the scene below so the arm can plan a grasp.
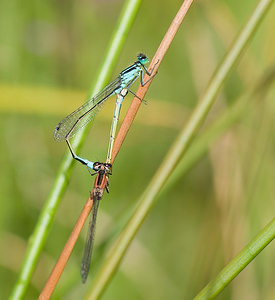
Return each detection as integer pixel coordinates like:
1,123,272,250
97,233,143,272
54,53,156,170
80,162,111,283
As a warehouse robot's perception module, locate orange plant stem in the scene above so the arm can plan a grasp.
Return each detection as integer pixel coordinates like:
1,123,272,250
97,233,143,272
38,196,93,299
39,173,108,300
38,195,93,300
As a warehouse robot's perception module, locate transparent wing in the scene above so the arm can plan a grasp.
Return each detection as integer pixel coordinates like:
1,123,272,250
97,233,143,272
80,195,100,283
54,76,122,141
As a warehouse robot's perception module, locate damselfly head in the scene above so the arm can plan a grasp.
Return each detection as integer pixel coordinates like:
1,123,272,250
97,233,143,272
137,53,149,65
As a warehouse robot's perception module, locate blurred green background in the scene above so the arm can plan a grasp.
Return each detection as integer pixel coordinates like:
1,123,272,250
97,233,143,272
1,0,275,299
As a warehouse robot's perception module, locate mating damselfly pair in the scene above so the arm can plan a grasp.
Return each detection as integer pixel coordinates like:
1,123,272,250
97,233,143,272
54,53,157,282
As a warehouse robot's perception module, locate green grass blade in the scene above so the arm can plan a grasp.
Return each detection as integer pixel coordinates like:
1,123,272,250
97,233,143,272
160,65,275,196
85,0,274,299
9,0,142,299
194,218,275,299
